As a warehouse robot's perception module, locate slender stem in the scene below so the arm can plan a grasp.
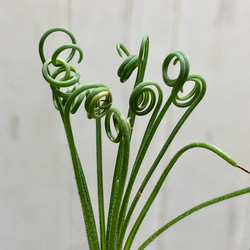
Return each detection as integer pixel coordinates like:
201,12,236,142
96,119,106,250
106,142,126,250
40,30,250,250
63,107,100,250
123,142,238,249
138,186,250,249
118,83,201,246
117,83,163,247
119,75,206,247
127,36,149,129
105,108,131,250
51,89,100,248
118,101,175,247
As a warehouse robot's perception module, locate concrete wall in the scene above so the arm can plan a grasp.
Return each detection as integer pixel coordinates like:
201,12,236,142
0,0,250,249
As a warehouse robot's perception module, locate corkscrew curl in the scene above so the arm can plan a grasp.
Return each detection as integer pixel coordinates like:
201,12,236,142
173,74,206,108
39,27,78,64
84,86,112,119
162,50,190,88
116,35,149,84
63,83,112,118
41,36,83,94
42,57,81,88
39,29,250,250
129,81,163,116
39,28,112,117
162,51,206,108
105,108,131,143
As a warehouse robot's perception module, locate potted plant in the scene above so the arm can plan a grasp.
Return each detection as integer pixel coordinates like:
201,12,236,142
39,27,250,249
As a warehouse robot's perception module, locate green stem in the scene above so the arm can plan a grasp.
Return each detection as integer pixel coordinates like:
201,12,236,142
138,186,250,249
96,119,106,250
127,36,149,129
105,108,131,250
106,142,126,250
63,104,100,250
123,142,238,249
117,82,163,247
119,76,205,246
118,99,177,247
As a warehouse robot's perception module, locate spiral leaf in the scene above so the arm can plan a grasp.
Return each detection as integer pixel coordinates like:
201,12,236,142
42,58,81,88
51,43,83,66
117,35,149,85
62,83,112,118
129,81,163,116
39,29,250,250
162,50,190,88
117,55,139,83
39,27,77,64
105,108,131,143
85,87,112,119
173,74,206,108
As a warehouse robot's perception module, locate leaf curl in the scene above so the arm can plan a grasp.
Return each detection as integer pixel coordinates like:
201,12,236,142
42,57,81,88
51,43,83,66
64,83,112,118
39,27,77,64
162,51,190,88
173,74,206,108
117,55,139,83
129,81,163,116
105,108,131,143
117,35,149,85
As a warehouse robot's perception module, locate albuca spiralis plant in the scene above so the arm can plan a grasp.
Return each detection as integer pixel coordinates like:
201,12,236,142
39,27,250,250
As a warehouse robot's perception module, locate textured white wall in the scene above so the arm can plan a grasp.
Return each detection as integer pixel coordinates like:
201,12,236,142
0,0,250,249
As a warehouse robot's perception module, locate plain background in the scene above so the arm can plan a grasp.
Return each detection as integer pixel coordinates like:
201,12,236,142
0,0,250,249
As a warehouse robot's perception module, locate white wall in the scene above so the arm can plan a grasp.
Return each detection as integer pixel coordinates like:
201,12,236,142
0,0,250,249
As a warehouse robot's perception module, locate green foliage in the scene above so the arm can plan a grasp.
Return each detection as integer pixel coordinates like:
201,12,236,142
39,27,250,250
